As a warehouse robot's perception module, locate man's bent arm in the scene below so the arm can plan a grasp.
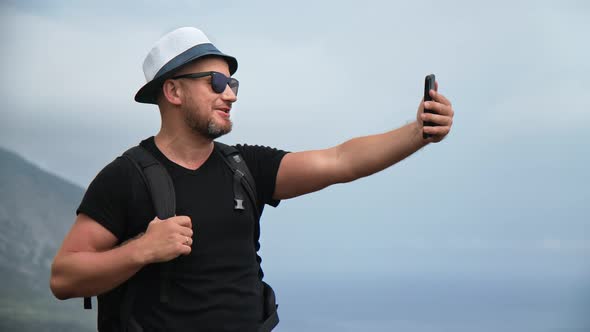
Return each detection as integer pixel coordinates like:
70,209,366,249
274,120,426,200
50,213,147,299
51,213,192,300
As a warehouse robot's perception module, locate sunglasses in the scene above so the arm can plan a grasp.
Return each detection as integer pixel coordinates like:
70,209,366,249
171,71,239,96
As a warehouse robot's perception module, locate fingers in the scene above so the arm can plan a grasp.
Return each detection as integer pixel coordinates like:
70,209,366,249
420,112,453,127
160,233,192,259
423,124,451,137
148,216,193,236
171,217,194,248
170,215,192,229
180,227,193,238
166,216,194,236
178,235,193,256
424,100,453,117
420,80,453,143
177,234,193,247
178,243,192,255
421,106,453,142
172,216,193,238
429,89,452,107
141,216,195,263
148,215,194,244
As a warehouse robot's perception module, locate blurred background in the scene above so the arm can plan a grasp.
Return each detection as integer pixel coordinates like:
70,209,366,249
1,0,588,331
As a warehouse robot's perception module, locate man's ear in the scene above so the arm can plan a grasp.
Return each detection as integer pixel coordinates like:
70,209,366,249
161,79,182,106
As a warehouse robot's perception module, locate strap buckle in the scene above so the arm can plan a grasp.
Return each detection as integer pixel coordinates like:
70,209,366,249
234,199,245,210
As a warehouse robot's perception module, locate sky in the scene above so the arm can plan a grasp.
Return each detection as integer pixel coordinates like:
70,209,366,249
1,0,589,329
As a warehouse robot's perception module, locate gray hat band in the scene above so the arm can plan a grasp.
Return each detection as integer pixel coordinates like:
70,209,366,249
154,43,230,80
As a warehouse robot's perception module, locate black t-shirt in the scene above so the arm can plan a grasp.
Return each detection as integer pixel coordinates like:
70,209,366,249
77,137,288,332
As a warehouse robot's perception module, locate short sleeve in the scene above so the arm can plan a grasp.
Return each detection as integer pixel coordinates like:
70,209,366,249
233,144,288,208
76,157,132,240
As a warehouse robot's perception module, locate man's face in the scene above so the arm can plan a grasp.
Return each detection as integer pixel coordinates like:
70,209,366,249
173,57,237,139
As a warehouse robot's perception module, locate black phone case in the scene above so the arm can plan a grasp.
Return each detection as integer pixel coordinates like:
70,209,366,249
423,74,436,139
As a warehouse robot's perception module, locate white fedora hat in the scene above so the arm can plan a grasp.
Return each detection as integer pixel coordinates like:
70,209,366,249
135,27,238,104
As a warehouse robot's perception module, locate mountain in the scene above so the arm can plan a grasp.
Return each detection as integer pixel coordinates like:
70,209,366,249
0,147,95,331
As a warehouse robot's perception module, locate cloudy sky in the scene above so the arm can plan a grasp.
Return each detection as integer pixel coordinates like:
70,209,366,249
1,0,589,328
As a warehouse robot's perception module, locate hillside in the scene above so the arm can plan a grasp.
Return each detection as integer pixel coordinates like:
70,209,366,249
0,147,95,331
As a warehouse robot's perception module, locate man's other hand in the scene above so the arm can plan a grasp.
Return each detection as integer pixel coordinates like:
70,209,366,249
137,216,194,264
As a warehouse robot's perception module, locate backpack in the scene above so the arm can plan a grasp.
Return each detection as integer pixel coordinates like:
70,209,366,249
83,142,279,332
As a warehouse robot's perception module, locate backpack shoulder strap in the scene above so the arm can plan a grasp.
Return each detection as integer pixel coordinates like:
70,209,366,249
218,145,281,329
214,142,260,220
214,142,267,279
122,145,177,310
122,146,176,220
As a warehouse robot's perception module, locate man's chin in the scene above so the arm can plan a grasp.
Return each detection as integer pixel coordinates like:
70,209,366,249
207,121,232,139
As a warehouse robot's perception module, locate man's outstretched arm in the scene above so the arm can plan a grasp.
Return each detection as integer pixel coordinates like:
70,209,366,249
273,85,454,200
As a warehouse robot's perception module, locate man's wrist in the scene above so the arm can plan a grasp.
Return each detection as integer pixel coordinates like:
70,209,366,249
123,232,149,266
409,121,427,148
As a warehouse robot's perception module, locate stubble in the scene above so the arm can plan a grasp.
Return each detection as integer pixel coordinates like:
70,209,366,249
182,97,232,139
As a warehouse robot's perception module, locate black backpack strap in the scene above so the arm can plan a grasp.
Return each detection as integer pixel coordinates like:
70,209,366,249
216,144,280,329
121,146,177,324
214,142,267,277
123,146,176,220
214,143,272,281
214,142,260,219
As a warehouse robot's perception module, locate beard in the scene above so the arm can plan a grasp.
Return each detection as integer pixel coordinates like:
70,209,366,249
181,101,232,140
205,118,232,139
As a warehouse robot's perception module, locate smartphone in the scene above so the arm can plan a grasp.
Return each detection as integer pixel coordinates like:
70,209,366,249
423,74,436,139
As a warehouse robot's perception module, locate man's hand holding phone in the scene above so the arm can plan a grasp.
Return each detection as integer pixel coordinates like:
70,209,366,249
418,74,454,143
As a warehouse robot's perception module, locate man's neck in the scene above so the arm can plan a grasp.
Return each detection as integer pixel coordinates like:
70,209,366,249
154,129,214,171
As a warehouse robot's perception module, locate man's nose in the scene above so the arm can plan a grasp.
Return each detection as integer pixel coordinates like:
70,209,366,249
221,85,237,103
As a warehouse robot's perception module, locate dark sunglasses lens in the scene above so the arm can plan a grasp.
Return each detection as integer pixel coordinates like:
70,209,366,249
228,78,239,96
210,73,226,93
211,73,238,95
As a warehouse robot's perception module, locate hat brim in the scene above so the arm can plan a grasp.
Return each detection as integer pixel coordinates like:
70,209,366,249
135,49,238,104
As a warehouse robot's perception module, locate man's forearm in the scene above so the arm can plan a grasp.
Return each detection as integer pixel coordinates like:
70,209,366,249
337,121,426,181
50,236,147,300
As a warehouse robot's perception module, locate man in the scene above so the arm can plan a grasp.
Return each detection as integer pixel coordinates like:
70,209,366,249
50,27,454,331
